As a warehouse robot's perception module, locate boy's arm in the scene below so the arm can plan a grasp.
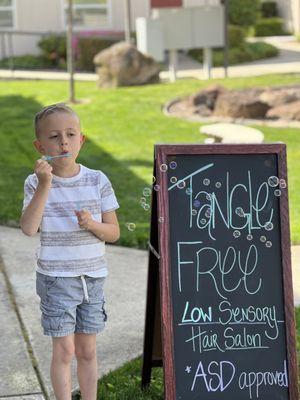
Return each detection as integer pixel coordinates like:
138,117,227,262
75,210,120,243
20,159,53,236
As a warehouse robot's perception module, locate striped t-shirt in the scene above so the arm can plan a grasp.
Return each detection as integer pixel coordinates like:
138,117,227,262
22,164,119,277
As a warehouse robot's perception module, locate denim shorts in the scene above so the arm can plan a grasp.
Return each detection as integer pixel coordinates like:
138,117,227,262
36,272,107,337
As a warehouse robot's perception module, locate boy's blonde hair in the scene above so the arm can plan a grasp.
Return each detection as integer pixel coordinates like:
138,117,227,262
34,103,79,138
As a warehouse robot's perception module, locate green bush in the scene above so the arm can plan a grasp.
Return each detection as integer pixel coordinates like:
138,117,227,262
229,0,260,27
188,41,278,66
254,17,289,36
228,25,246,47
261,1,278,18
75,37,117,72
37,35,66,69
0,54,53,70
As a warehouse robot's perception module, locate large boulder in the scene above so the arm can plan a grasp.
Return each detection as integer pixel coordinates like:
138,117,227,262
93,42,161,87
214,89,270,119
188,84,226,109
260,86,300,107
266,100,300,120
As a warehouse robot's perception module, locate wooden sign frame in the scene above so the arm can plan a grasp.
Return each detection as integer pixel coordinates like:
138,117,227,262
142,143,298,400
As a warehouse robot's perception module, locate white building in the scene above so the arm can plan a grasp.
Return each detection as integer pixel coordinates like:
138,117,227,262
0,0,299,59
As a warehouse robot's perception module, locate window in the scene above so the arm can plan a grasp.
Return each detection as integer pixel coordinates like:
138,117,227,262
0,0,14,29
64,0,110,30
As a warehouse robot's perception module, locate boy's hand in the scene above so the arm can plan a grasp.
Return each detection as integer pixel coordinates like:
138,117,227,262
35,159,53,186
75,209,93,230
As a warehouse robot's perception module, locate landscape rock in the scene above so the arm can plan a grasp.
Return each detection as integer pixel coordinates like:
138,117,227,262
214,89,269,119
93,41,161,87
266,100,300,120
188,85,226,109
260,86,300,107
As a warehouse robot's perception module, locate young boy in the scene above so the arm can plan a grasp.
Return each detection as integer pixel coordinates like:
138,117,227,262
20,103,120,400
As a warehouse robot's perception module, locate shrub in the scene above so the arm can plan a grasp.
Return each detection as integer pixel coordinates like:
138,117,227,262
229,0,261,27
0,55,53,70
254,17,289,36
228,25,246,47
188,42,278,67
261,1,278,18
37,35,66,69
75,37,117,72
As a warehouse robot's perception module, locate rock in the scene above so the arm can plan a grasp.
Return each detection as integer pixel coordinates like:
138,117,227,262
213,89,269,119
189,85,225,109
260,87,300,107
193,104,213,116
266,100,300,120
200,123,264,143
93,41,161,87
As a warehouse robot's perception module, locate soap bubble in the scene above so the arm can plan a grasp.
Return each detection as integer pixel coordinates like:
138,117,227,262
266,241,272,248
177,180,186,189
186,188,192,195
200,218,207,225
247,234,253,241
205,209,211,218
153,184,160,191
191,209,197,216
260,236,266,243
158,217,164,223
140,197,147,204
143,188,151,197
274,189,281,197
279,179,286,189
233,230,241,238
235,207,244,217
203,179,210,186
265,222,274,231
170,176,177,184
206,194,211,201
143,204,150,211
268,176,279,187
169,161,177,169
160,164,168,172
193,200,201,208
126,222,136,231
215,182,221,188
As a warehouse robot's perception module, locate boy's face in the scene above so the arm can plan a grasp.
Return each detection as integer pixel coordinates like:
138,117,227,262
34,112,85,163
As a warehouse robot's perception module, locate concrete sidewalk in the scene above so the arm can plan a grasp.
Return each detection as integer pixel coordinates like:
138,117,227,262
0,226,148,400
0,36,299,82
1,225,300,399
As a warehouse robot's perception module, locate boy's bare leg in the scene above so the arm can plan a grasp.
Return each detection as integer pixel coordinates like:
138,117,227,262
75,333,98,400
51,334,75,400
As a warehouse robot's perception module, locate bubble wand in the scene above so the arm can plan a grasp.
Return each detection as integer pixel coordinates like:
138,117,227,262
41,153,72,162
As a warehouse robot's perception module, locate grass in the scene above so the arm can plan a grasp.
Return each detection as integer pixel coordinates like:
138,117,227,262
1,73,300,247
94,357,163,400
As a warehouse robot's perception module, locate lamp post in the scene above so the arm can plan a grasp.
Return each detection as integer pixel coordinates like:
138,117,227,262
67,0,75,103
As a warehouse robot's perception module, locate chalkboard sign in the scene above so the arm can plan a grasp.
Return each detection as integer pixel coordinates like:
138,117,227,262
142,144,298,400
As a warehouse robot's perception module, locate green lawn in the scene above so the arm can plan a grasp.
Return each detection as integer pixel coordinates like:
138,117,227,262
1,73,300,247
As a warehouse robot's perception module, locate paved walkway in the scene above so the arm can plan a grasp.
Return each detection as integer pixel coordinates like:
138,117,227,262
0,226,148,399
0,36,299,82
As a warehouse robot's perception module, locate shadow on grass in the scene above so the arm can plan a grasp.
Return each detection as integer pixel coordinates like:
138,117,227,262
0,95,43,225
78,138,152,248
0,94,152,248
